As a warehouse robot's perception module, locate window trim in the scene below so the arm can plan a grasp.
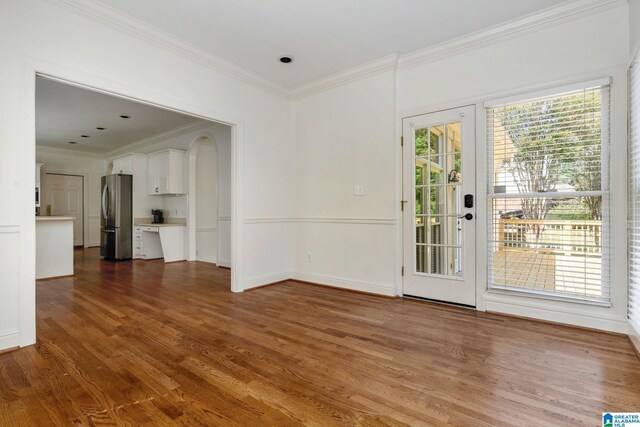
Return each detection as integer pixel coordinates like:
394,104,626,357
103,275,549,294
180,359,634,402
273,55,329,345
484,77,611,109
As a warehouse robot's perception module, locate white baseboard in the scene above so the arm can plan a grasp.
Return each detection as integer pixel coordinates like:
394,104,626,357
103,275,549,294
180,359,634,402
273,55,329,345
242,271,396,297
630,321,640,357
290,272,396,297
0,329,20,351
482,294,628,333
217,258,231,268
243,272,290,290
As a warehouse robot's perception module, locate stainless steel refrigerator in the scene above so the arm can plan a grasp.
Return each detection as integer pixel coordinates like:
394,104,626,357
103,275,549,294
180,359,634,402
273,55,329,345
100,174,132,260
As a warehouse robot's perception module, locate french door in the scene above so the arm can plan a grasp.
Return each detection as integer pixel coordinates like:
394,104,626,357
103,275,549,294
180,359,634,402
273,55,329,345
402,105,476,306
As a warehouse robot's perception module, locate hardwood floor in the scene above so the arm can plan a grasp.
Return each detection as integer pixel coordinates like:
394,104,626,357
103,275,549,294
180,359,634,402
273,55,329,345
1,248,639,426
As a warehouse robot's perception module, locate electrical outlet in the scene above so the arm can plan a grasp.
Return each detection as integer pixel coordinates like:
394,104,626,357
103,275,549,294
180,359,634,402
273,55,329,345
354,185,365,196
306,253,312,263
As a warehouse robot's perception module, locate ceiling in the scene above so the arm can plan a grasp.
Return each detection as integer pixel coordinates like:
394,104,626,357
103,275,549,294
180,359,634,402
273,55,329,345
36,77,203,154
94,0,564,89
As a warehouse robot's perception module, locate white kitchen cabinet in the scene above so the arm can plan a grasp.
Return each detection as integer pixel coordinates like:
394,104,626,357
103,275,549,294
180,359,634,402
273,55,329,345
111,156,133,174
133,224,185,261
134,225,163,259
134,226,144,258
148,149,185,195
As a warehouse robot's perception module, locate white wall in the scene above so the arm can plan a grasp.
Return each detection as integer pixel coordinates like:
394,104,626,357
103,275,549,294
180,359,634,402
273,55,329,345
195,139,218,263
215,133,232,267
291,71,397,295
631,0,640,63
36,147,108,247
1,0,294,350
291,5,631,331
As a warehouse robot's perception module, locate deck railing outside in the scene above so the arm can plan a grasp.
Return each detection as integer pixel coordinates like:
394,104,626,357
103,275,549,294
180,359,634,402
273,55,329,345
497,219,602,255
493,219,604,298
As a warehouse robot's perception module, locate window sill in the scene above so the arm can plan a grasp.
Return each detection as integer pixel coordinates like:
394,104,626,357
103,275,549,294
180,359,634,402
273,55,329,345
486,285,612,308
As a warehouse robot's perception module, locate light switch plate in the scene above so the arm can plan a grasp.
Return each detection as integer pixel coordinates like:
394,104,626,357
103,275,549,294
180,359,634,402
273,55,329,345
354,185,365,196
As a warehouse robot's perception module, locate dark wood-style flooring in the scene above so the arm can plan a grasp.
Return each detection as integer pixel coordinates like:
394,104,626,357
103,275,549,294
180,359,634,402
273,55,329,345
1,248,639,425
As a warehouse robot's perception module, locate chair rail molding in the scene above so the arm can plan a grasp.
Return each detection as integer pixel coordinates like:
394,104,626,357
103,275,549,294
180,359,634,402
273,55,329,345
0,225,20,234
243,217,396,225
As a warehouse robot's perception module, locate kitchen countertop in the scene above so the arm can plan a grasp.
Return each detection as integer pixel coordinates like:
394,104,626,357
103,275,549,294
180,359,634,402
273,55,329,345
36,216,75,221
135,223,186,227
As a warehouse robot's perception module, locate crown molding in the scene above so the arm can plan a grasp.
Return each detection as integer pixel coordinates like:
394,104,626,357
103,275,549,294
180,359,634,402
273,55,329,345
397,0,627,70
45,0,291,99
290,54,399,100
36,120,209,159
105,119,212,157
290,0,626,99
36,144,108,158
45,0,626,101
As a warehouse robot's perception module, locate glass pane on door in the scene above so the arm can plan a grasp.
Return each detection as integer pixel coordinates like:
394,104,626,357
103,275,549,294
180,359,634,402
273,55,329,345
414,121,463,277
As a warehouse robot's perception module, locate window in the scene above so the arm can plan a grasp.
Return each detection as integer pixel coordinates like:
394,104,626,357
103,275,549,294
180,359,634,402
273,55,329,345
630,63,640,330
414,124,463,276
486,79,610,304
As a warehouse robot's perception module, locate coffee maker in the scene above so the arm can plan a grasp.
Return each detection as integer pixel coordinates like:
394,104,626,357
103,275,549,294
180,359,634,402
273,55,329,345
151,209,164,224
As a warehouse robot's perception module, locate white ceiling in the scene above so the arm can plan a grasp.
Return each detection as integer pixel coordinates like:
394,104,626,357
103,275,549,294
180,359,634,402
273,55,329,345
95,0,564,89
36,77,203,154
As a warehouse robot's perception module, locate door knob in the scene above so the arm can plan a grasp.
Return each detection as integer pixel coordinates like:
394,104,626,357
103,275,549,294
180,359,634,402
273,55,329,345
458,213,473,220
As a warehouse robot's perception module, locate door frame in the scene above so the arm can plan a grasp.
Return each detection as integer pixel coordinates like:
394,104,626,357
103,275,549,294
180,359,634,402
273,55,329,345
19,58,246,347
397,101,486,309
399,105,477,306
42,171,87,247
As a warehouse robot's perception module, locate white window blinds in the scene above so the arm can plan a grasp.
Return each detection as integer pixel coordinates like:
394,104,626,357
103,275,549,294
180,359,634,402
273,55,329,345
486,80,611,304
629,63,640,331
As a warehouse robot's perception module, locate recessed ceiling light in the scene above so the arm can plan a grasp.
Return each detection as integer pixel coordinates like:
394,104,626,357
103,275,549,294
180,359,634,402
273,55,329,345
68,141,77,144
279,56,294,64
81,135,90,138
96,127,106,130
120,115,131,119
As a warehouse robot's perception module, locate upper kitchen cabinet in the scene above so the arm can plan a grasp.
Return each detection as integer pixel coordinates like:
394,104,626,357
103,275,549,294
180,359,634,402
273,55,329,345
111,153,147,176
112,155,133,174
148,149,185,195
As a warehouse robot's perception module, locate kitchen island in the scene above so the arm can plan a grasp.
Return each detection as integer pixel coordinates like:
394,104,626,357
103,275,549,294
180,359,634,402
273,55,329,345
36,216,74,279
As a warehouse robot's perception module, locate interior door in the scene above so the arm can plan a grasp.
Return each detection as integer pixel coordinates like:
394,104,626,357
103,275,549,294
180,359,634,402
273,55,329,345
402,105,476,306
46,174,84,246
